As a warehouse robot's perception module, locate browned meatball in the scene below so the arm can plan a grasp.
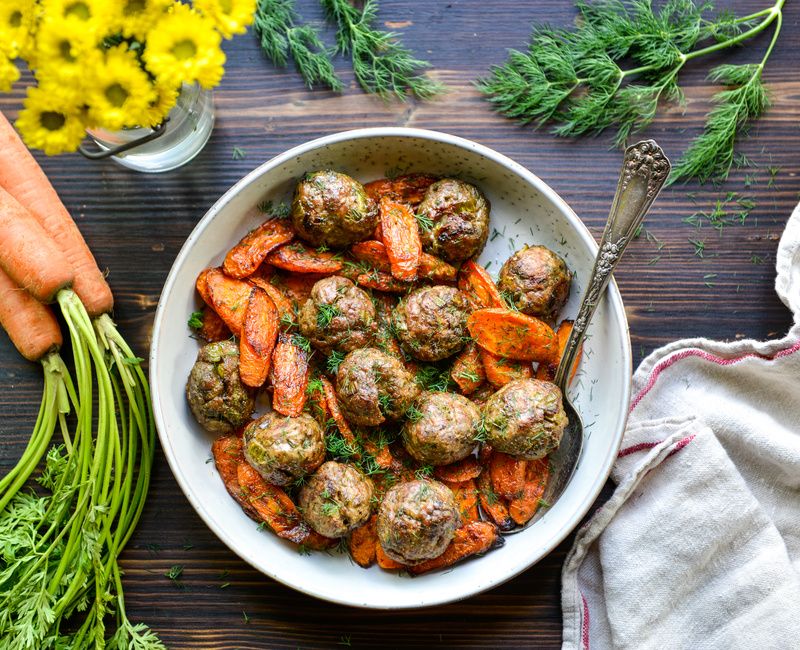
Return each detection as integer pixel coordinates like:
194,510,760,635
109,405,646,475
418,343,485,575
418,179,490,263
186,340,254,433
298,276,377,354
482,378,567,459
377,480,460,565
335,348,420,426
243,412,325,486
291,170,377,248
498,245,571,322
402,392,480,465
299,461,374,538
392,285,470,362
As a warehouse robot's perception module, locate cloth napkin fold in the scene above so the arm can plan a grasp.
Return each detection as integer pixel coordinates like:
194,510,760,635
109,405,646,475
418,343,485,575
561,202,800,650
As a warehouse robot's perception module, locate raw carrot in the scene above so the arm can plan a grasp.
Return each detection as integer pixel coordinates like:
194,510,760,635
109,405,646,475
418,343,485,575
408,521,501,575
380,198,421,281
458,260,504,310
0,112,114,316
266,241,343,274
0,185,73,302
0,267,62,361
270,336,309,417
468,308,559,363
222,218,294,279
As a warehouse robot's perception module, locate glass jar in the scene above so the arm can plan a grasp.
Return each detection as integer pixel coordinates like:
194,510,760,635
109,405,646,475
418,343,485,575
84,84,215,173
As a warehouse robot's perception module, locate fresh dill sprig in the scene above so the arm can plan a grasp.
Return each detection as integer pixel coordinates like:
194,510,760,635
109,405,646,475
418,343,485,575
320,0,443,100
478,0,786,185
254,0,343,91
187,310,204,330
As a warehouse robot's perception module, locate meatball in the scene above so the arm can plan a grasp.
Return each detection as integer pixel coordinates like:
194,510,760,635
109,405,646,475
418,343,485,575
403,392,480,465
377,480,460,565
482,378,568,459
299,461,374,538
243,412,325,486
186,340,254,433
291,170,378,248
418,179,490,263
392,285,470,361
298,276,377,354
335,348,420,426
498,245,571,322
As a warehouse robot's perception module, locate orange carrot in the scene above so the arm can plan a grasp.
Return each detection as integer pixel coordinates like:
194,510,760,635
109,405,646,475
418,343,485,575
418,252,457,283
450,341,485,394
211,434,257,519
270,336,309,417
458,260,504,310
319,376,359,454
508,457,550,526
355,270,413,293
0,185,73,303
239,287,279,388
0,267,62,361
205,268,253,335
0,112,113,316
274,271,325,306
193,305,230,343
535,319,582,385
375,543,405,570
468,308,559,363
480,349,532,388
477,469,514,531
489,451,527,500
379,198,421,281
433,457,482,482
349,240,392,273
223,219,294,279
364,174,437,207
266,241,343,275
442,478,480,522
408,521,501,575
348,514,379,568
247,270,295,324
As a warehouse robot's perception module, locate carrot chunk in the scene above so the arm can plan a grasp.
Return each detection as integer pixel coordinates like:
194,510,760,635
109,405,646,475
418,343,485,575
355,270,413,294
508,457,551,526
450,341,485,394
239,287,279,388
223,219,294,279
194,305,231,342
380,198,421,282
477,469,514,531
442,478,480,522
418,252,457,283
480,349,532,388
535,319,582,385
266,241,343,274
349,240,392,273
408,521,501,575
364,173,438,207
348,514,379,568
433,457,482,482
212,435,256,517
489,451,527,500
468,308,559,363
273,271,326,306
375,543,405,570
270,336,309,417
319,376,359,455
458,260,504,310
247,271,295,325
205,268,253,335
195,267,214,305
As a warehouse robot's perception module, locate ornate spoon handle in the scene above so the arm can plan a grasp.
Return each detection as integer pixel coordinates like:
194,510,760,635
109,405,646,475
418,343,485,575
553,140,671,391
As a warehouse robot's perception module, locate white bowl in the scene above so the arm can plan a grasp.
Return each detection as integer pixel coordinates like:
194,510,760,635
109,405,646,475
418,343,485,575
150,128,631,609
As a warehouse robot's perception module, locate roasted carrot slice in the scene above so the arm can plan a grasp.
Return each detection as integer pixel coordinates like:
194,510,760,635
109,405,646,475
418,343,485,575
356,270,413,294
348,514,379,568
271,336,309,417
266,241,343,274
196,267,214,305
193,305,231,342
433,457,482,482
273,271,325,306
248,272,295,325
237,463,309,544
364,173,438,207
535,319,582,385
349,240,392,272
477,469,514,531
458,260,504,310
320,376,359,455
408,521,501,575
363,439,393,469
375,543,405,570
223,219,295,279
419,252,457,283
212,435,256,517
306,377,331,425
480,349,532,388
380,198,421,281
442,478,480,522
206,268,254,335
508,457,550,526
489,451,528,500
468,308,559,363
450,341,485,394
239,287,279,388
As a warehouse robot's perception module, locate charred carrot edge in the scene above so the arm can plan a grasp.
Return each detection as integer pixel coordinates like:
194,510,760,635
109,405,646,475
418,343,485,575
468,308,559,363
476,468,515,531
212,435,257,518
489,451,528,500
205,268,253,335
194,305,230,343
363,174,438,207
480,349,533,388
274,271,326,306
348,514,379,568
535,319,582,385
418,252,457,283
223,219,295,279
433,457,482,482
270,336,310,417
457,260,504,310
239,287,279,388
247,273,295,325
450,341,485,394
355,270,413,293
319,376,360,457
408,521,501,575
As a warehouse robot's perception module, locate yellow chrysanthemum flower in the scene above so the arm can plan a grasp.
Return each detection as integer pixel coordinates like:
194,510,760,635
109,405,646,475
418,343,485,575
39,0,113,41
139,80,180,128
0,0,36,59
33,19,103,84
0,56,20,92
86,45,156,130
143,3,226,90
16,85,87,156
109,0,172,41
194,0,256,39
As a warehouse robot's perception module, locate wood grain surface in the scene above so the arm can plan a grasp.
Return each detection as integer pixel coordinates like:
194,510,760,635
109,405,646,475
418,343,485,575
1,1,798,647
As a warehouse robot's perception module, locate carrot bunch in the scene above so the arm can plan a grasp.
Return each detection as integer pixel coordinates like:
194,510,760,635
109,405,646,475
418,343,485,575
0,112,160,647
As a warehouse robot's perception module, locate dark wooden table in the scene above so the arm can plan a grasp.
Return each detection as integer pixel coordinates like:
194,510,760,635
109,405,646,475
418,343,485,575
1,1,798,647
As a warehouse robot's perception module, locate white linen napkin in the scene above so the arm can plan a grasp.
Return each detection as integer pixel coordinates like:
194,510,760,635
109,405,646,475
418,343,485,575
561,202,800,650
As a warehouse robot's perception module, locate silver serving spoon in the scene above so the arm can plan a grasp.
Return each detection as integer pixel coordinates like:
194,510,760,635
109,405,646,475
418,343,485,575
500,140,670,535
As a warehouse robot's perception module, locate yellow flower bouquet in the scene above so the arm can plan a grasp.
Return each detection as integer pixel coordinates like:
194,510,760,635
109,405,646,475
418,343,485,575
0,0,255,155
